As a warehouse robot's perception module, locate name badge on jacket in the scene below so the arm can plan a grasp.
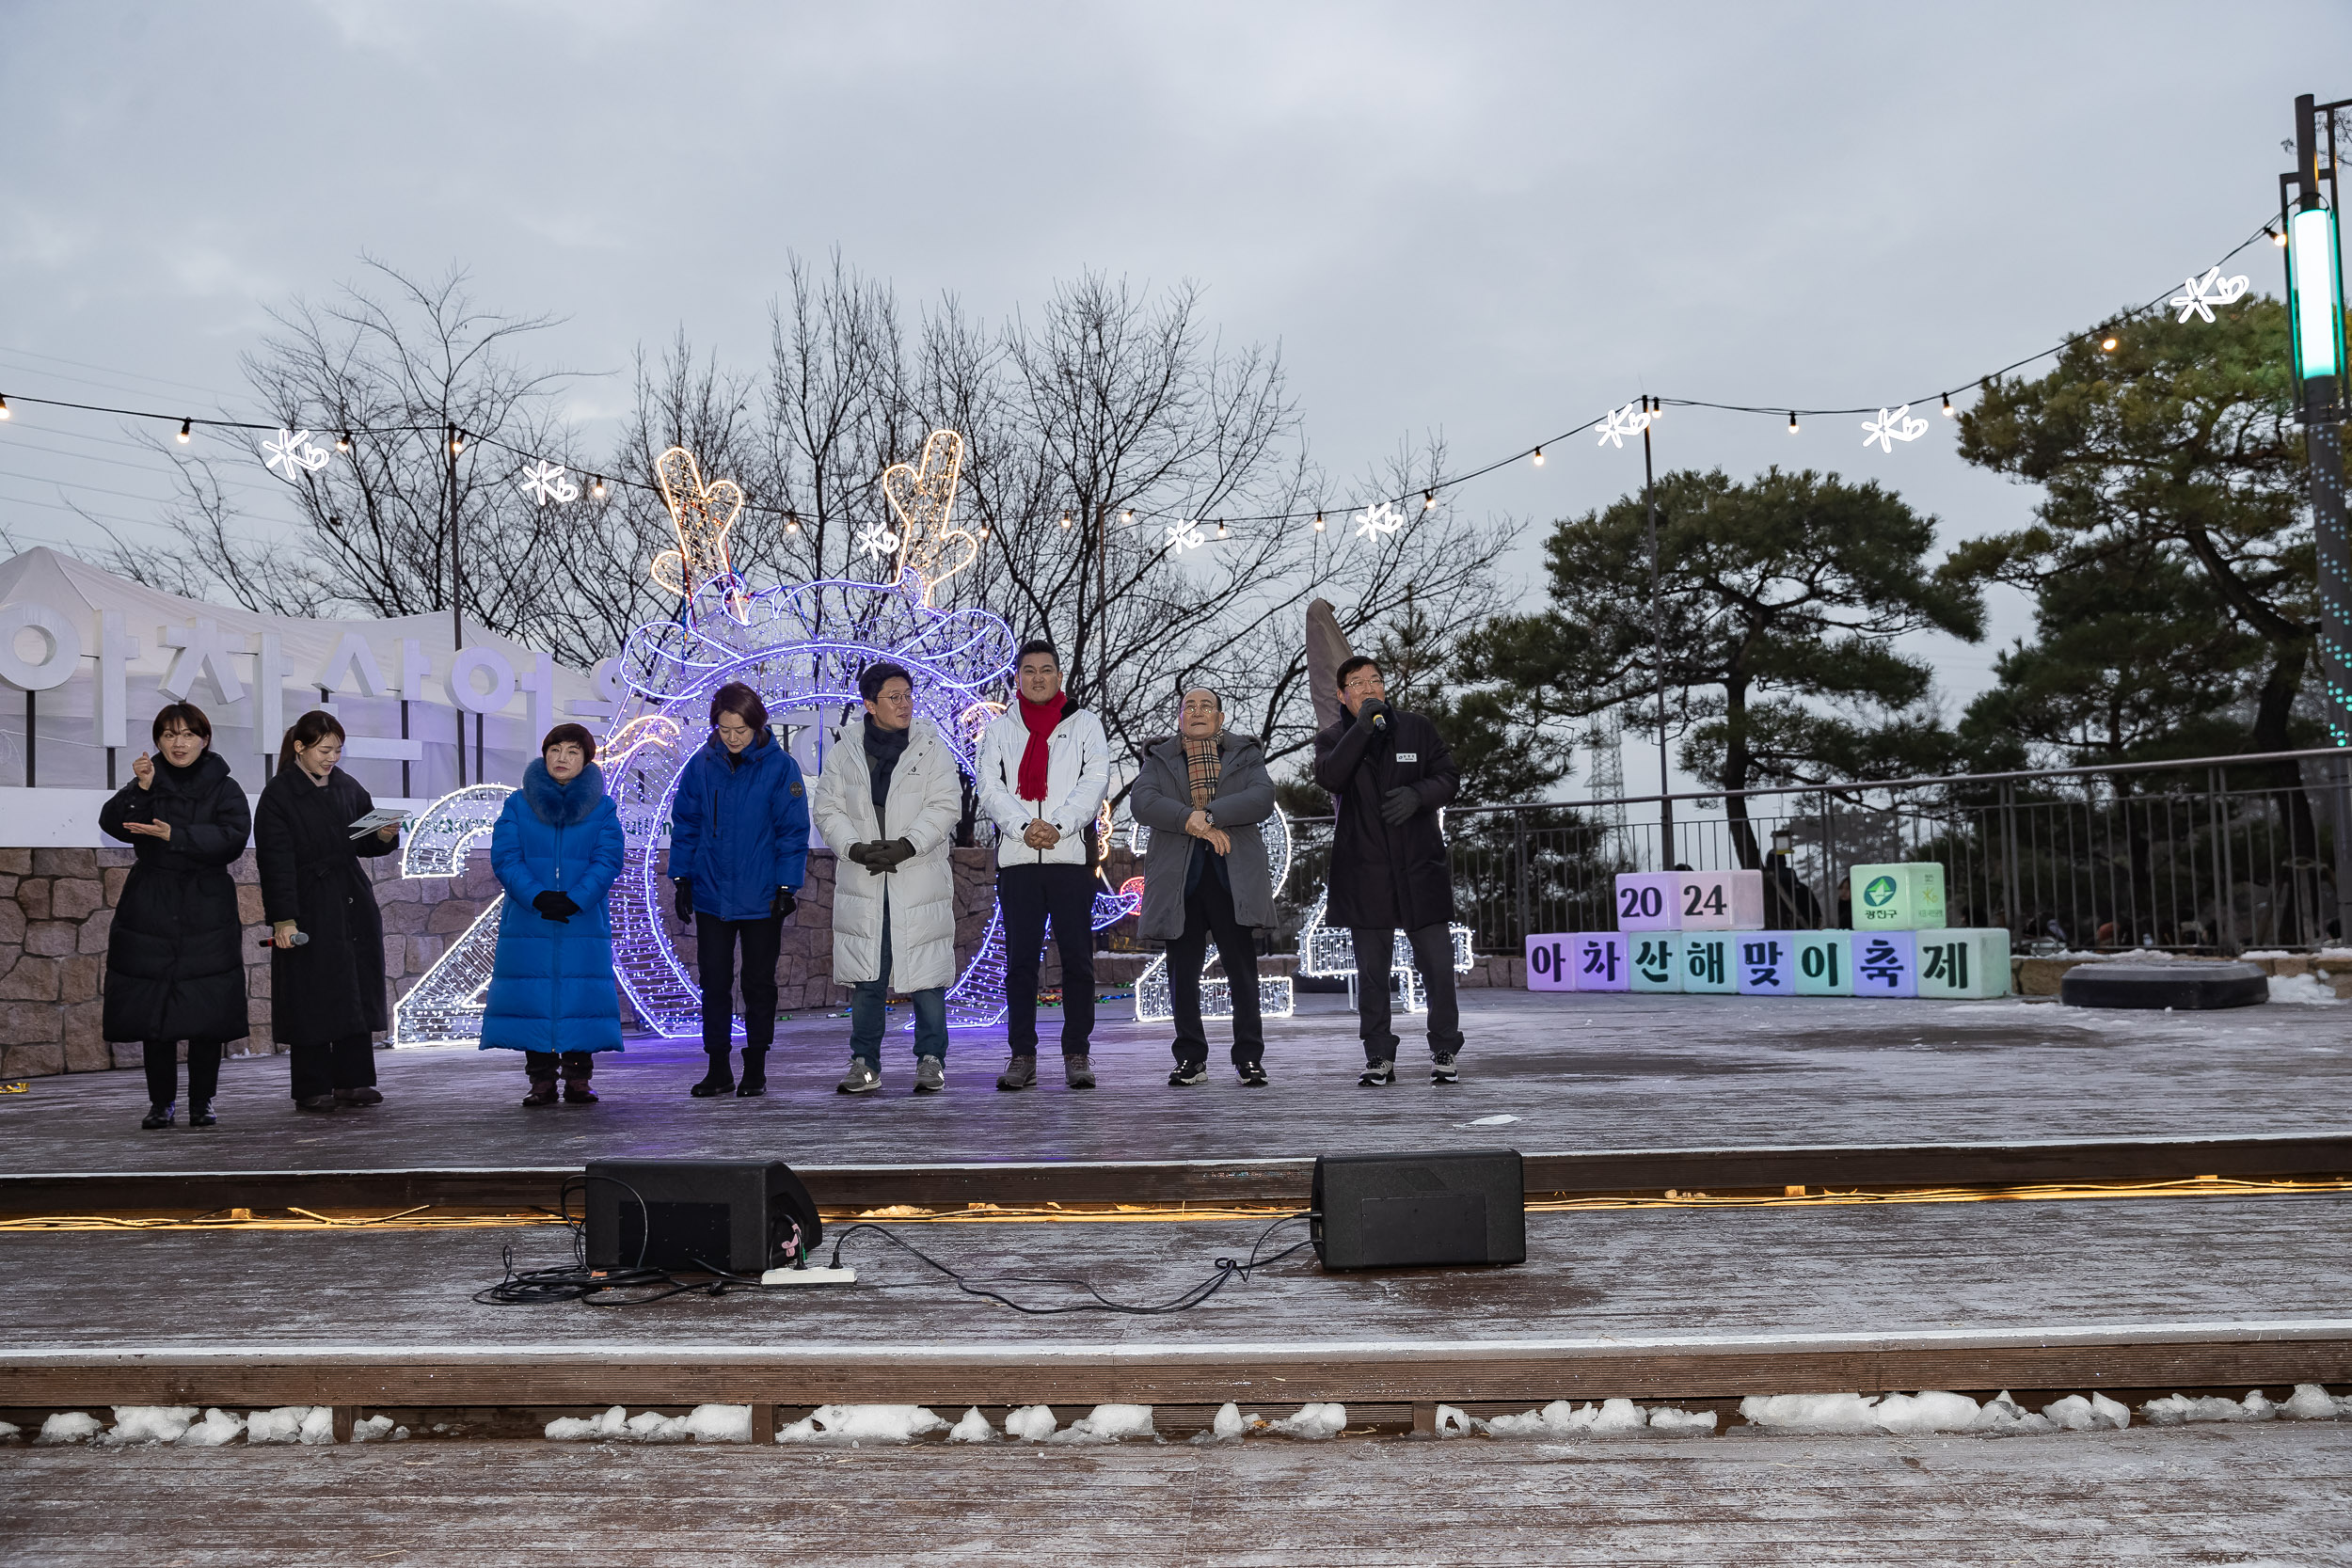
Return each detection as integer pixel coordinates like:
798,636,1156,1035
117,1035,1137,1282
1395,752,1418,762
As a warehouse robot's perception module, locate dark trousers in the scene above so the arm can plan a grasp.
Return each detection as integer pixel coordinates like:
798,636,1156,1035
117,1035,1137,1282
142,1038,222,1105
695,911,784,1055
1000,863,1096,1057
1350,923,1465,1064
289,1031,376,1101
524,1049,596,1081
1167,874,1263,1069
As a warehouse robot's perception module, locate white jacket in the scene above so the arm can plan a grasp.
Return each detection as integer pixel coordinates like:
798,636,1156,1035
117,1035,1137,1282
977,701,1110,869
811,717,963,991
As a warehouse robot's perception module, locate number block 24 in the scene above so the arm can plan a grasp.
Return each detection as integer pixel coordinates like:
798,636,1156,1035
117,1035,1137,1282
1613,869,1767,931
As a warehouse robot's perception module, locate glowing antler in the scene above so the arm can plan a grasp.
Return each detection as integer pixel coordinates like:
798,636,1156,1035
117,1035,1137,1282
650,447,748,621
881,429,978,606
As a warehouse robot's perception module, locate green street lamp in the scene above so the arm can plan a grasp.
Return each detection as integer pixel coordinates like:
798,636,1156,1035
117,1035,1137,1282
2288,201,2344,382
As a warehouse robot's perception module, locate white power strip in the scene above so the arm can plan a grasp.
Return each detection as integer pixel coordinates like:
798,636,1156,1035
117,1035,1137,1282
759,1265,857,1287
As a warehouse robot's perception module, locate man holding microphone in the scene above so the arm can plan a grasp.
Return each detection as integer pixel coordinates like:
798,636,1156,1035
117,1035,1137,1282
977,640,1110,1090
1311,655,1463,1085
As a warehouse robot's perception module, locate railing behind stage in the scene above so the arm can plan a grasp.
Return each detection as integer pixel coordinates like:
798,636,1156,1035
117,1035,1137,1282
1281,747,2352,959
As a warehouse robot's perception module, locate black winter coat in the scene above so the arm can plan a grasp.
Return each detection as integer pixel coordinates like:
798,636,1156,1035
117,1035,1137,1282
1311,706,1459,932
254,765,398,1046
98,751,251,1044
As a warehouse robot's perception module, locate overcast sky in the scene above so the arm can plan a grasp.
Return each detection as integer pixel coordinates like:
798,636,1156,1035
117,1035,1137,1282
3,1,2344,793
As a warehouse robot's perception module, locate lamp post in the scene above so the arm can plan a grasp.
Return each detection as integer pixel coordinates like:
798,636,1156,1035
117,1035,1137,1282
2282,92,2352,941
1641,394,1674,867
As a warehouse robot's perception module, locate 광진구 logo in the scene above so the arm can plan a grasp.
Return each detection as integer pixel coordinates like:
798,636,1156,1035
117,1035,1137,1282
1863,874,1898,909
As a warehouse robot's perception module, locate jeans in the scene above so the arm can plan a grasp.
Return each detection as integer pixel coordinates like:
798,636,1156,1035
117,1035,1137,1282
524,1049,596,1081
143,1038,222,1105
289,1031,376,1101
849,902,947,1066
1166,874,1263,1069
695,911,784,1054
1350,922,1465,1064
999,863,1096,1057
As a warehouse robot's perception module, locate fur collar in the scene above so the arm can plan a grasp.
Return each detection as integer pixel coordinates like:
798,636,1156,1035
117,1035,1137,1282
522,758,606,827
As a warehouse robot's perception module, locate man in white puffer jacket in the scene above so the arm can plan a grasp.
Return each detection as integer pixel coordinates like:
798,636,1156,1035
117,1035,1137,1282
812,662,964,1095
975,639,1110,1090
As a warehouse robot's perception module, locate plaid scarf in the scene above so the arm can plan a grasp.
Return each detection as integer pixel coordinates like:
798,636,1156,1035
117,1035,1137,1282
1184,736,1222,810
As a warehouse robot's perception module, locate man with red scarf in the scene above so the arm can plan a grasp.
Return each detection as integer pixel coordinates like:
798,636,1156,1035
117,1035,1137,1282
977,640,1112,1089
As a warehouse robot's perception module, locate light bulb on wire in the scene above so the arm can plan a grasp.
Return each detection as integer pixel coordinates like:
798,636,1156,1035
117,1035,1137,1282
1531,446,1544,467
1216,518,1229,539
1787,411,1799,435
2273,226,2290,247
1059,510,1072,529
1313,512,1326,532
176,418,192,444
1422,490,1436,511
1120,509,1134,525
0,395,13,420
334,431,351,452
591,476,606,499
1941,393,1954,418
2100,335,2118,353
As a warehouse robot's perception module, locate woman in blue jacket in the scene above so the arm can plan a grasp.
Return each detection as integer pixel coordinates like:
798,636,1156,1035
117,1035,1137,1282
666,681,810,1098
482,723,628,1105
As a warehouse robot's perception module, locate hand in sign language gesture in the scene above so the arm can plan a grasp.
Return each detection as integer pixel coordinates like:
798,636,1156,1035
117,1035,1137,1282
119,752,174,841
131,751,155,789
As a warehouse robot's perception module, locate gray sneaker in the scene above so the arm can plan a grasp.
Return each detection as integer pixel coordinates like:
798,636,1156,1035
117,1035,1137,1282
1359,1059,1395,1086
1063,1053,1097,1089
996,1055,1037,1091
1430,1053,1460,1085
914,1055,946,1093
1168,1062,1208,1086
836,1060,881,1095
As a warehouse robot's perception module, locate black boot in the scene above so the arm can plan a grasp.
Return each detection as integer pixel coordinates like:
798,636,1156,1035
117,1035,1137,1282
735,1050,768,1098
187,1099,217,1127
140,1101,175,1131
691,1053,736,1098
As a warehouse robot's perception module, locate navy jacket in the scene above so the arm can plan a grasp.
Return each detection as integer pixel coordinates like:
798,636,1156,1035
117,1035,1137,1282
663,732,811,921
482,760,627,1053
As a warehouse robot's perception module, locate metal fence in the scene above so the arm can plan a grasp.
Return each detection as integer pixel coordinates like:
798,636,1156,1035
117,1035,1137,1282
1284,748,2352,958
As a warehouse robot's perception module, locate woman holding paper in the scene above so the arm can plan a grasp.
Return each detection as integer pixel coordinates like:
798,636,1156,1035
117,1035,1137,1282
254,710,401,1113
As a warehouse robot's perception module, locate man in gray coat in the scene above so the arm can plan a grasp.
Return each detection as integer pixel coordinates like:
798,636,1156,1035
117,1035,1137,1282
1130,687,1278,1086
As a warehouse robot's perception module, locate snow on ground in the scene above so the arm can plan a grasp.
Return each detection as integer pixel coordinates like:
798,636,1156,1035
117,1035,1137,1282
546,1404,754,1443
1740,1389,2133,1434
776,1404,945,1444
2265,973,2343,1005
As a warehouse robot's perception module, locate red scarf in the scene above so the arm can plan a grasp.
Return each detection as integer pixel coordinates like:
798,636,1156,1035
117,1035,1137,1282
1016,694,1065,802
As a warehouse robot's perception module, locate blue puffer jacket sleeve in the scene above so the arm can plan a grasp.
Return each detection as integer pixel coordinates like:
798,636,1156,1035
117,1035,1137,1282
772,751,810,891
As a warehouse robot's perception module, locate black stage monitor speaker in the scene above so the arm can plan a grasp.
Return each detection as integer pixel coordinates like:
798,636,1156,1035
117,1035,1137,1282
1311,1148,1525,1270
583,1160,821,1275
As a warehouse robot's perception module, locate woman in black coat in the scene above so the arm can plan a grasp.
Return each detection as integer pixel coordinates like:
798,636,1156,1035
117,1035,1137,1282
99,702,251,1130
254,710,401,1112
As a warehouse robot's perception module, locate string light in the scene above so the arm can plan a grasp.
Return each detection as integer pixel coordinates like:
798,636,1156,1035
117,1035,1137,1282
782,509,798,532
450,429,466,454
1941,393,1954,418
1422,491,1437,511
1134,812,1296,1024
2,394,17,419
1059,511,1073,530
1312,512,1325,532
1787,412,1799,434
334,430,351,452
2100,335,2119,352
176,418,191,444
1120,509,1135,525
591,475,607,499
1531,446,1543,467
2273,226,2291,247
1216,518,1229,538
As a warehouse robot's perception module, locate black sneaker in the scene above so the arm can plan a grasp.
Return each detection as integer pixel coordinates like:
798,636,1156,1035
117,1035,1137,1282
1236,1063,1268,1087
1359,1060,1394,1086
1168,1063,1208,1087
140,1101,175,1130
1430,1054,1460,1085
996,1056,1037,1091
187,1100,217,1127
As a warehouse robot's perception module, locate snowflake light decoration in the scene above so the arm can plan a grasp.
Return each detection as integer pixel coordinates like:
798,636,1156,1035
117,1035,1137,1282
2170,265,2250,325
1592,401,1651,449
517,459,580,507
1860,404,1930,453
1166,517,1207,553
1353,500,1405,541
262,428,332,478
854,519,901,559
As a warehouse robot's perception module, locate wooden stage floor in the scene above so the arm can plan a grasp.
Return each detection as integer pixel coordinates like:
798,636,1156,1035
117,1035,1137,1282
8,1423,2351,1567
7,990,2350,1176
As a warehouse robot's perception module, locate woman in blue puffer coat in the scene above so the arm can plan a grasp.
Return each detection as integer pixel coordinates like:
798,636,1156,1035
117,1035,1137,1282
482,723,628,1106
665,681,809,1099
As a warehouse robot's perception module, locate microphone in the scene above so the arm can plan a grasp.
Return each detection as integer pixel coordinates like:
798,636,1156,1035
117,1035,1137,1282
1368,703,1389,733
257,930,310,949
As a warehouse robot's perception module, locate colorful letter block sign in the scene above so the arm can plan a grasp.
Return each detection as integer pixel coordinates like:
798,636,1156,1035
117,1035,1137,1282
1525,933,1575,992
1675,868,1766,931
1734,933,1799,995
1629,933,1681,992
1794,931,1852,996
1613,873,1679,930
1851,930,1917,997
1680,932,1737,993
1913,928,2011,999
1851,862,1946,931
1571,932,1629,991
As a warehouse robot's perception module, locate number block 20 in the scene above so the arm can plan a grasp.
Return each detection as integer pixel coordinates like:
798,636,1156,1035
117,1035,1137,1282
1613,873,1679,930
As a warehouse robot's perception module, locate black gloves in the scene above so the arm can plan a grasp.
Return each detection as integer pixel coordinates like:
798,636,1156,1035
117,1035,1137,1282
1355,697,1390,730
1381,786,1420,827
846,842,877,867
532,890,582,924
771,887,797,919
868,838,917,873
673,878,693,922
